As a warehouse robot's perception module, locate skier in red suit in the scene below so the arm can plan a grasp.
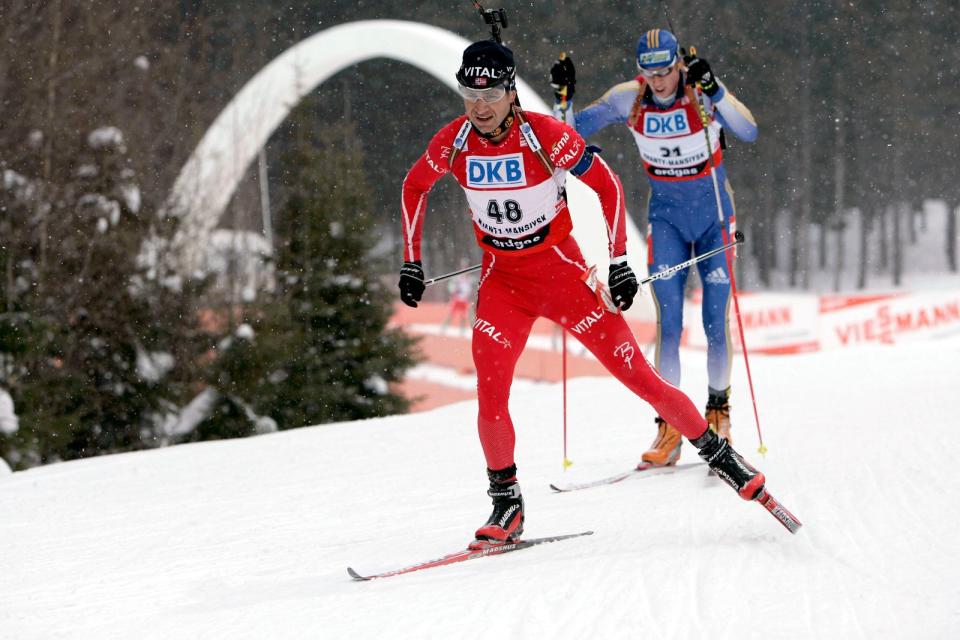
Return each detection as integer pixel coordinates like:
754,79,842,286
398,39,767,548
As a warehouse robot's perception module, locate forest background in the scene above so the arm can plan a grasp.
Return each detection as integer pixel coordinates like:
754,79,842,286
1,0,957,468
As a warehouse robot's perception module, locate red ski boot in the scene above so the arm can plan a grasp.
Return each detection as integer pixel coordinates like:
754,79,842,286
470,465,524,550
692,428,765,500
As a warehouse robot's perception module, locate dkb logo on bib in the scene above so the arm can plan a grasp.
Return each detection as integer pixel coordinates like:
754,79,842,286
466,153,526,189
643,111,690,138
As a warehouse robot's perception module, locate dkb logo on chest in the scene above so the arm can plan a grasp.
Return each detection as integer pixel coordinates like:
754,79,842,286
642,111,690,138
466,153,527,189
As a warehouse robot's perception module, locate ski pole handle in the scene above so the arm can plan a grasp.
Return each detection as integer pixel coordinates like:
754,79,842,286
424,263,482,287
640,231,744,286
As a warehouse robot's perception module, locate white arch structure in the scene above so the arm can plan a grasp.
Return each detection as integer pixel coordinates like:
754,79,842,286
164,20,644,282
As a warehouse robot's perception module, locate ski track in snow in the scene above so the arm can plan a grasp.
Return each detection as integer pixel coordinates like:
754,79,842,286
2,339,960,638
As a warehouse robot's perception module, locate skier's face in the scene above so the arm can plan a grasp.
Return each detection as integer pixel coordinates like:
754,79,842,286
644,64,680,99
463,89,516,138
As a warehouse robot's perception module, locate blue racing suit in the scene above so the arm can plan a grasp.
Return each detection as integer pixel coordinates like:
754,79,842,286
572,75,757,393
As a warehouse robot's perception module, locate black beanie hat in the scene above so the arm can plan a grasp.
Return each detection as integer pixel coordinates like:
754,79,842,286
455,40,516,89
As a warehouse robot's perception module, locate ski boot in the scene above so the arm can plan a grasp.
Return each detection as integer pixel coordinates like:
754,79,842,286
469,464,524,550
639,417,682,469
692,428,765,500
705,391,732,445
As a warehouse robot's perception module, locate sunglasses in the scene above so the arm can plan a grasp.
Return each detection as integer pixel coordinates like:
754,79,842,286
637,64,678,79
457,84,510,103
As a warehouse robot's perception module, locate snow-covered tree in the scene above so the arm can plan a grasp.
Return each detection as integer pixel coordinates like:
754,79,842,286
0,127,210,468
190,124,419,438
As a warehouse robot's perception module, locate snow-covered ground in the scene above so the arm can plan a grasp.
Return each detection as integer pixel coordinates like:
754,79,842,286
2,338,959,639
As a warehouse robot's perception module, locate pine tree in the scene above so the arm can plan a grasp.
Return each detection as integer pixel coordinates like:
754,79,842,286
193,124,419,437
0,127,210,467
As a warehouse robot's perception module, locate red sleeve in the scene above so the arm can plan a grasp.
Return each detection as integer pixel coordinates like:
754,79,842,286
535,113,628,259
400,122,458,262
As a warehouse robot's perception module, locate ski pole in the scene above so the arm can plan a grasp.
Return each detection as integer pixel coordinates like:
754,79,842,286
640,231,743,286
428,233,741,290
683,48,767,456
424,263,481,287
562,328,573,471
658,0,680,41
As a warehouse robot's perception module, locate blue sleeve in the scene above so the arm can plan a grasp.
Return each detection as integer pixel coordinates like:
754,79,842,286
569,145,602,177
708,83,758,143
573,81,640,139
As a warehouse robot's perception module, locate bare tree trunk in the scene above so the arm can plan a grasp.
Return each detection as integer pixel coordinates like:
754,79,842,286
2,218,12,311
799,185,811,289
757,179,773,287
818,223,827,270
0,0,33,164
833,225,844,291
832,114,846,292
789,173,811,289
857,207,869,290
893,202,904,287
908,203,917,244
891,140,904,287
773,208,784,273
788,199,802,287
39,0,63,290
791,22,812,289
949,203,958,273
258,149,273,247
879,203,889,270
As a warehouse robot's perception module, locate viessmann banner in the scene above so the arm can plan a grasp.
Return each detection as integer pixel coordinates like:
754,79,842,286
819,290,960,348
683,289,960,354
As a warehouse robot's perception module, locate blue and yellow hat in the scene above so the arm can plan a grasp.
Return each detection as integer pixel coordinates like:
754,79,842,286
635,29,680,70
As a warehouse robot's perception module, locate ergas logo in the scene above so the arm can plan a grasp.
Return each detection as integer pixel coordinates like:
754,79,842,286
643,111,690,137
466,153,526,189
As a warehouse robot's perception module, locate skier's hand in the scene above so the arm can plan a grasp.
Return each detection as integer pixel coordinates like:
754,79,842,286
398,261,425,308
683,54,719,97
550,52,576,103
608,261,639,311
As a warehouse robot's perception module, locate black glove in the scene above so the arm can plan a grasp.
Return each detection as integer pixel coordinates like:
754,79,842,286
683,54,719,97
549,53,576,102
398,261,425,308
608,261,639,311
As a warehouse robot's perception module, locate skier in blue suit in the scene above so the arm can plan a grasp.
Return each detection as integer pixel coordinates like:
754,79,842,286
552,29,758,467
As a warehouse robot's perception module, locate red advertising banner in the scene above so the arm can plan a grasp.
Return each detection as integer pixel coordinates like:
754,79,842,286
684,289,960,354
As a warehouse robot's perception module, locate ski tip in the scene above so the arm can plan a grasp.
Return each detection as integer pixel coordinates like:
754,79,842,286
549,483,565,492
757,490,803,534
774,516,803,535
347,567,371,581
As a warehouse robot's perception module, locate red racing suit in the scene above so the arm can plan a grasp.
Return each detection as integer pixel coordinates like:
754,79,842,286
401,110,708,470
